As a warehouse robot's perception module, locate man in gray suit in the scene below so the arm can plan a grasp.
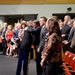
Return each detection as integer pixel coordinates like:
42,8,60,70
38,17,47,52
36,16,47,75
1,22,8,55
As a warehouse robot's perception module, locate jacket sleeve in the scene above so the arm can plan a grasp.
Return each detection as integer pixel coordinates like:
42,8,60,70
41,33,57,64
70,32,75,48
38,34,48,52
27,26,41,33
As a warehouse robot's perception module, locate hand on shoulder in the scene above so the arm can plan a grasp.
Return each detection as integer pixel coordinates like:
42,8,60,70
24,27,28,30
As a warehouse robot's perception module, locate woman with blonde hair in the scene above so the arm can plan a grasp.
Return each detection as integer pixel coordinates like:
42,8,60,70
5,25,14,56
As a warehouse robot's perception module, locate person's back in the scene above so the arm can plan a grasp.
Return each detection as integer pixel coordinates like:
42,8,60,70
16,26,32,75
20,28,32,51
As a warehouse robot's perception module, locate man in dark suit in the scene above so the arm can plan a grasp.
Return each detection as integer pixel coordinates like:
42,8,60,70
61,15,71,41
26,17,47,75
1,22,8,55
64,20,75,52
16,26,32,75
61,24,71,41
62,26,74,51
26,20,42,75
61,15,71,51
37,16,47,75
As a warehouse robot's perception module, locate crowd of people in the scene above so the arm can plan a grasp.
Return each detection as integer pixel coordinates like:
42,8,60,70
0,15,75,75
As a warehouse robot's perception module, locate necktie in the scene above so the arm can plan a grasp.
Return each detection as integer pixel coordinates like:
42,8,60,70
68,27,74,41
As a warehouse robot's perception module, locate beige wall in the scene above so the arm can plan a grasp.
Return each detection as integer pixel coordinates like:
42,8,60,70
0,4,75,25
0,4,75,18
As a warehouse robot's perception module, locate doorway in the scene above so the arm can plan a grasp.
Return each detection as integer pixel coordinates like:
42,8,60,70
3,14,38,25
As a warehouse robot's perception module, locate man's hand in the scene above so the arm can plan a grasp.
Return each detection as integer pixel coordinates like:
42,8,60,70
61,34,65,37
70,45,73,48
63,40,69,45
24,27,28,30
40,60,44,67
37,48,40,53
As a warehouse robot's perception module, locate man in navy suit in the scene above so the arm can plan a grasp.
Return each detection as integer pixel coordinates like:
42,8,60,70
16,26,32,75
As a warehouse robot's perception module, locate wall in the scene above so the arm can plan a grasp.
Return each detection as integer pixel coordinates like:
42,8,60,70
0,16,4,27
0,4,75,18
0,4,75,24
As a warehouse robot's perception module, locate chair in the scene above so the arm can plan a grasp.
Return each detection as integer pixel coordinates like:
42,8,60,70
62,51,71,62
61,51,75,75
69,57,75,75
65,53,74,65
68,55,75,67
62,54,75,75
64,70,71,75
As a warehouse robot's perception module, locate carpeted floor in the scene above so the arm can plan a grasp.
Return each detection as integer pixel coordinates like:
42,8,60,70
0,51,36,75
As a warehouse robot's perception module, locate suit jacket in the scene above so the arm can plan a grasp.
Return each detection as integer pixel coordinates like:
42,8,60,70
20,27,32,51
39,25,47,51
31,26,41,46
38,33,48,52
61,24,71,41
27,26,41,49
67,27,74,44
1,27,7,37
40,25,47,41
70,31,75,48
